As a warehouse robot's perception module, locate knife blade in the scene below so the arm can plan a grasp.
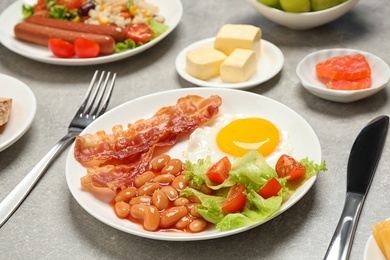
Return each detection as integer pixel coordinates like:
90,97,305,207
324,115,389,260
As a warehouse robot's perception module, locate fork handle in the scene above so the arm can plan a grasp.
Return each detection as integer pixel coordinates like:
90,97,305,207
0,132,79,228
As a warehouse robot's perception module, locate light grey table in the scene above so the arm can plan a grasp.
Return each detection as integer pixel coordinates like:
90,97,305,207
0,0,389,259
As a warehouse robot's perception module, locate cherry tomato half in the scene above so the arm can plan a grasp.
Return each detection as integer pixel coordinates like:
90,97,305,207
74,37,100,58
275,154,306,181
258,177,281,199
57,0,84,11
125,23,153,43
206,156,231,184
221,183,246,213
48,38,75,58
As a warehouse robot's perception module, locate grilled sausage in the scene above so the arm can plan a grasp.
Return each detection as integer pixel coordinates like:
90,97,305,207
14,22,116,55
26,16,127,42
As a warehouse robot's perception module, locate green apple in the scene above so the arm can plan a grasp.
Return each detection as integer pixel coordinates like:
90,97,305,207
279,0,311,13
311,0,342,11
258,0,282,9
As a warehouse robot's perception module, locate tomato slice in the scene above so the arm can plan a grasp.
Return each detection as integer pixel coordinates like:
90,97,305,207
57,0,84,11
206,156,231,184
74,37,100,58
48,38,75,58
258,177,281,199
221,183,246,213
275,154,306,181
125,23,153,43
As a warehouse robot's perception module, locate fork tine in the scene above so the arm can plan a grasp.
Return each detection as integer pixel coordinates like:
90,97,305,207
75,70,100,118
77,70,116,120
84,70,106,117
96,72,116,117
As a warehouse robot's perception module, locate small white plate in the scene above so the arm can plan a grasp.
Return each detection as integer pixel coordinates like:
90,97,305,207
65,87,321,241
364,218,389,260
364,234,386,260
296,48,390,103
175,38,284,90
0,74,36,152
0,0,183,66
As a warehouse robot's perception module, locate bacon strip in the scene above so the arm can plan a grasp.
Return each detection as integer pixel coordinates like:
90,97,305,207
74,95,222,192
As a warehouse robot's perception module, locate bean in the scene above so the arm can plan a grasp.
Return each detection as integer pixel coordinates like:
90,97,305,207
153,173,175,184
187,195,201,203
189,219,207,232
150,154,171,172
143,206,160,231
115,186,137,202
114,201,130,218
171,174,189,192
152,190,169,210
130,195,151,206
134,171,155,188
188,203,202,218
138,182,160,196
161,158,183,175
160,186,178,200
200,183,213,195
130,205,146,220
160,206,188,228
174,197,189,206
175,215,192,229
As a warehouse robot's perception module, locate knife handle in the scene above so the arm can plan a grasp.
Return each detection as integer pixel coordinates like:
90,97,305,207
324,192,364,260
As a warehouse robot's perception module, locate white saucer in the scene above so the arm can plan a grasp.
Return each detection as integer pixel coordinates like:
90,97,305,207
175,37,284,90
0,74,36,152
296,48,390,103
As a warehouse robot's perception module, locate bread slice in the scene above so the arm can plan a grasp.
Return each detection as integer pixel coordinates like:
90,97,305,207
0,98,12,126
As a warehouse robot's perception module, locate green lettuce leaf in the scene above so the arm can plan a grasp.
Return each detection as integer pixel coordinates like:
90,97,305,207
149,18,169,38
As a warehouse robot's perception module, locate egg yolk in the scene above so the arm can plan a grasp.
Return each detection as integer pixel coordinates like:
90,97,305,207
216,117,280,157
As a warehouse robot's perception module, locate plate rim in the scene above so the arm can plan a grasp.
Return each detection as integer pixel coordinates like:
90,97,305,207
0,0,183,66
0,73,36,152
175,37,284,90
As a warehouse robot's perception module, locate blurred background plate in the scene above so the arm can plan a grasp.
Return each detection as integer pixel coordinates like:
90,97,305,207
0,74,36,152
0,0,183,65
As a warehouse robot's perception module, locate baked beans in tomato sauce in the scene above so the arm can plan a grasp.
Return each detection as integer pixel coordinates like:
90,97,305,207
111,154,213,233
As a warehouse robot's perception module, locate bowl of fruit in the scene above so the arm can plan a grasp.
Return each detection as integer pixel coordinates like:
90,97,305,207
247,0,360,30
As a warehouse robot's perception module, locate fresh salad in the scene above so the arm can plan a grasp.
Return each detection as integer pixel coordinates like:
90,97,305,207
181,150,327,231
20,0,169,58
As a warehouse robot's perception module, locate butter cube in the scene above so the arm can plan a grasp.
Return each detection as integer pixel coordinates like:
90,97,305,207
220,49,257,83
185,47,227,80
214,24,261,59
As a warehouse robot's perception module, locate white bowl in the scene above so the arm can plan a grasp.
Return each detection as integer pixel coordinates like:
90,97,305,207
246,0,360,30
296,48,390,103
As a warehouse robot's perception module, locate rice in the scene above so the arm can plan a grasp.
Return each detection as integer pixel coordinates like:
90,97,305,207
85,0,164,28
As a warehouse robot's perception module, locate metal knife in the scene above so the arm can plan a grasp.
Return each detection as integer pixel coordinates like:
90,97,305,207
324,115,389,260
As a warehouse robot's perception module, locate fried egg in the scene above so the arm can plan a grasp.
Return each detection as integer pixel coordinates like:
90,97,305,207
186,114,293,167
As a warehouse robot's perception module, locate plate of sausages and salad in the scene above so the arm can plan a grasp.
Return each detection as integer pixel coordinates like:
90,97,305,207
65,87,327,241
0,0,183,65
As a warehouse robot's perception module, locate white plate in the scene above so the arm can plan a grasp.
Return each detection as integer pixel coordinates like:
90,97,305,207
296,48,390,103
175,38,284,90
364,218,389,260
65,88,321,241
0,74,36,152
364,235,386,260
0,0,183,66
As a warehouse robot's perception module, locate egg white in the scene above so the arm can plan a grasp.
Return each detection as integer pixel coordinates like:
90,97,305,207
185,114,293,167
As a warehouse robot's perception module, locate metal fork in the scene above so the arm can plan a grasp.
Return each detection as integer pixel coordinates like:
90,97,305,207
0,70,116,228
